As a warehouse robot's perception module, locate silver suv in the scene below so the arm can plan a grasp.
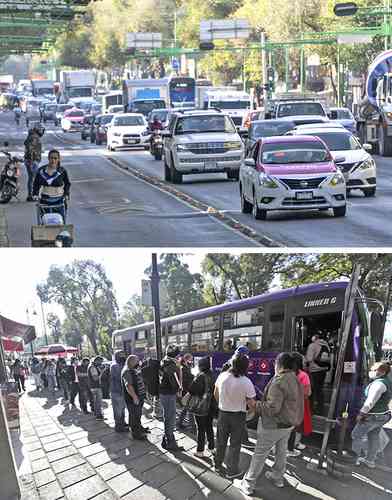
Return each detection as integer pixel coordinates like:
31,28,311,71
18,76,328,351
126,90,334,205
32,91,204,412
162,109,245,184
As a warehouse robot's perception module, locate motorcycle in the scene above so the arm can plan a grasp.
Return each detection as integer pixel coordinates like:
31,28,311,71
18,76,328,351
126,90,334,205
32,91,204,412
150,131,163,161
0,146,22,204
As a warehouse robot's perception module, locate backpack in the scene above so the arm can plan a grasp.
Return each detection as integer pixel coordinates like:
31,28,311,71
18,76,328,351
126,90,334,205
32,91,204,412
315,343,331,369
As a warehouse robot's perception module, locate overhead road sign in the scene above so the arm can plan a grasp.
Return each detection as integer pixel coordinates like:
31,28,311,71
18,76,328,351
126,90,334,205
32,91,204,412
200,19,250,42
126,32,162,50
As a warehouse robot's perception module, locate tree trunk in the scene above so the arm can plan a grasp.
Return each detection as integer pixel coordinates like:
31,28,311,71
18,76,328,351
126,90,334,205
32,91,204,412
329,64,338,104
88,332,98,354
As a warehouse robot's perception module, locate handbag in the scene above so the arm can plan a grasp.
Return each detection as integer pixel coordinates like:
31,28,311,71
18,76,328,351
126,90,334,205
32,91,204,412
183,374,211,417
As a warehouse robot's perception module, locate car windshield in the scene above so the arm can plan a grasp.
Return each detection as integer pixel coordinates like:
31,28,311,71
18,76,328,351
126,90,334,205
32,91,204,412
133,100,165,114
302,132,361,151
114,116,145,126
175,115,236,134
330,109,353,120
110,106,122,112
101,114,114,125
277,102,325,117
251,122,294,139
151,110,168,121
67,110,84,117
58,105,72,112
210,100,250,109
262,141,330,164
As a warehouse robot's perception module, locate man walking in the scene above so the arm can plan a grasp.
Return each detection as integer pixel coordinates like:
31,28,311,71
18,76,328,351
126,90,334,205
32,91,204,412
31,358,42,391
122,354,148,440
76,358,94,414
240,353,304,494
110,350,128,432
159,345,184,451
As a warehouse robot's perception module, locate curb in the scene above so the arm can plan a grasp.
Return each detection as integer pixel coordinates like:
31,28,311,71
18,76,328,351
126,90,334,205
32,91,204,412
0,206,9,247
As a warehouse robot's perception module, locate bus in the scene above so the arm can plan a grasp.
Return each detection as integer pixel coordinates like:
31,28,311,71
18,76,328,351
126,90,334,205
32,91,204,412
123,76,196,112
113,282,385,429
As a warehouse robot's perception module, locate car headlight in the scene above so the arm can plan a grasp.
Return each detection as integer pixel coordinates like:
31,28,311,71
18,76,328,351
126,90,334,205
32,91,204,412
386,112,392,121
356,158,376,171
328,173,345,186
177,144,190,152
259,174,279,189
225,141,242,151
113,132,121,137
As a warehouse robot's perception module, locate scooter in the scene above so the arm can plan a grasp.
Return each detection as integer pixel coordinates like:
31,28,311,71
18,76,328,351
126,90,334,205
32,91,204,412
150,131,163,161
0,145,22,204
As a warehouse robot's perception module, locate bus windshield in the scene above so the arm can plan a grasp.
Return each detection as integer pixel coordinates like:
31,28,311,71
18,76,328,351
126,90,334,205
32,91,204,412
210,100,251,110
169,77,196,106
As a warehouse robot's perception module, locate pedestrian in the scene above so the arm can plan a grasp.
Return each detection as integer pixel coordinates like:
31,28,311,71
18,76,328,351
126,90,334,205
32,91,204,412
41,358,48,388
352,361,392,468
305,334,331,414
188,356,217,458
214,354,256,479
110,350,128,432
46,359,57,396
240,353,304,495
122,354,148,440
159,344,184,451
88,356,105,420
287,352,312,457
31,358,42,391
57,358,71,403
23,127,42,202
76,357,94,414
68,357,79,409
12,359,24,392
178,353,195,430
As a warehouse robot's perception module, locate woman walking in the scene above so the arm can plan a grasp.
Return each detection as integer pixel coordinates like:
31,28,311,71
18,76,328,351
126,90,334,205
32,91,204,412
12,359,25,392
46,360,57,397
188,356,217,458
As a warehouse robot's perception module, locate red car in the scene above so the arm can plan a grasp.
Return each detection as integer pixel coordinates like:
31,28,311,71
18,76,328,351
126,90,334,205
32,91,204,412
61,108,85,132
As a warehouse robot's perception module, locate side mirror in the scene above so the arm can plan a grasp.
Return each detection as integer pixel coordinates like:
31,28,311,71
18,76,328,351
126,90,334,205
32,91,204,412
363,143,372,152
244,158,256,168
334,156,346,164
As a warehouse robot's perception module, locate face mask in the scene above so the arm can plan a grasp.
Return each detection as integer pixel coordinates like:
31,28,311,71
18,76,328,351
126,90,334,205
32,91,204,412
369,370,378,379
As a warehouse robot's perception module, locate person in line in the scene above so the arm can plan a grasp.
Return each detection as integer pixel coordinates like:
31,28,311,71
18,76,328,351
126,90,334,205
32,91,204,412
352,361,392,468
69,357,79,409
57,358,71,403
46,359,57,397
178,353,195,430
88,356,105,420
240,353,304,495
214,355,256,479
31,358,42,391
24,127,42,201
110,350,128,432
305,334,331,414
76,357,94,414
188,356,217,458
159,344,184,451
12,359,25,392
122,354,148,440
287,352,312,457
32,149,71,223
40,358,48,388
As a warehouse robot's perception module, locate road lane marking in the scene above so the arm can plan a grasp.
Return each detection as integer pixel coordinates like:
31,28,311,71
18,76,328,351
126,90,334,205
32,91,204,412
72,178,105,183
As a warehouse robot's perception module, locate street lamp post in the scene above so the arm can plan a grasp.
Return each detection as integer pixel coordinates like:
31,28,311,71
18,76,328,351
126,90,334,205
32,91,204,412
25,307,34,356
39,299,49,346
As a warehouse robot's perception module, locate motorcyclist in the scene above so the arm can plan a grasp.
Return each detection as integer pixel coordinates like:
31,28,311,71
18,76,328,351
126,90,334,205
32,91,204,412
150,115,163,132
24,127,43,202
32,149,71,223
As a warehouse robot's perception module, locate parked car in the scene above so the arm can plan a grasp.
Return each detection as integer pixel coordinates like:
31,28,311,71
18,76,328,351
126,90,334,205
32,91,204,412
55,104,73,126
239,135,347,220
290,126,376,197
106,105,123,114
246,119,295,154
41,102,58,123
328,107,357,134
81,114,95,140
61,108,85,132
107,113,149,151
91,113,114,145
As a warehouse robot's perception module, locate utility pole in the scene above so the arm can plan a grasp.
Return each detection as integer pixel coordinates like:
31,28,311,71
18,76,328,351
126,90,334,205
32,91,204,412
39,299,49,346
25,308,34,357
260,31,267,105
150,254,163,362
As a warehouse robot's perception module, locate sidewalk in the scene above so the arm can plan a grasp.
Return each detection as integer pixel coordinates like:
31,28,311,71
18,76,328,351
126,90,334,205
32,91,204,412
0,206,8,246
11,381,392,500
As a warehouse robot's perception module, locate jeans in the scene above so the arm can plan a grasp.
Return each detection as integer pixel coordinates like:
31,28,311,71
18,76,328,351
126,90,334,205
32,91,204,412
160,393,177,444
215,410,246,474
14,375,24,392
127,397,145,436
25,161,39,196
91,388,103,417
242,420,293,490
79,384,94,412
195,414,215,452
47,374,56,394
310,370,327,414
59,378,70,401
32,373,41,390
352,412,391,462
111,392,126,428
70,382,79,405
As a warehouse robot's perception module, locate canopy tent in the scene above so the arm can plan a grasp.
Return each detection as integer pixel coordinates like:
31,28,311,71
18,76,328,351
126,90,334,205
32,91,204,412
1,338,23,352
34,344,78,357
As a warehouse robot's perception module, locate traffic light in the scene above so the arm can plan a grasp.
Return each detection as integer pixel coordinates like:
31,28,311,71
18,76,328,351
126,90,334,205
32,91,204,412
199,42,215,51
333,2,358,17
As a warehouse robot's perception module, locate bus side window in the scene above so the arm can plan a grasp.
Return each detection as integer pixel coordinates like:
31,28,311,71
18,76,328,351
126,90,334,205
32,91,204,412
223,307,264,352
191,316,220,352
266,306,285,351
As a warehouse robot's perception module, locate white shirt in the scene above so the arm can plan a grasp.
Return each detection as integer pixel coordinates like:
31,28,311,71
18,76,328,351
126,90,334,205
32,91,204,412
215,371,256,413
361,379,387,414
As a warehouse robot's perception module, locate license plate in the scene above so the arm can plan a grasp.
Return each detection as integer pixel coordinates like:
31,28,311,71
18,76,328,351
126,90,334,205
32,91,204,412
296,191,313,200
125,139,137,144
205,160,216,170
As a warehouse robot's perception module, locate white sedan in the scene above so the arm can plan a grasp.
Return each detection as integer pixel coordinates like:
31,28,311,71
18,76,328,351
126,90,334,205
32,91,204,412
290,127,376,197
107,113,150,151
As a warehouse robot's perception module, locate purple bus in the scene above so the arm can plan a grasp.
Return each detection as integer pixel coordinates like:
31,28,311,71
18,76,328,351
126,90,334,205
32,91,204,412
113,281,381,430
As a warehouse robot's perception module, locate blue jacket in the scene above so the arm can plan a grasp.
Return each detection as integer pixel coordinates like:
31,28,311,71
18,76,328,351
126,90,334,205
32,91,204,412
110,361,124,395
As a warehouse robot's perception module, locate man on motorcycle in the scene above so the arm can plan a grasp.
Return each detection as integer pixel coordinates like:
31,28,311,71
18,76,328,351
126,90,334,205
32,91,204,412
24,127,43,202
150,115,163,132
32,149,71,223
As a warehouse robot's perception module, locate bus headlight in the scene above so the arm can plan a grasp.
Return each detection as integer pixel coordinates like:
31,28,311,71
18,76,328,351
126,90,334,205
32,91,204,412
328,173,345,186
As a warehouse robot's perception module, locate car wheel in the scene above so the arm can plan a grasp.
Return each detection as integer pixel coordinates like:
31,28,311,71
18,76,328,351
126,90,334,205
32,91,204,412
252,190,267,220
227,169,239,181
363,187,376,197
170,154,182,184
333,205,347,217
164,157,171,181
240,184,252,214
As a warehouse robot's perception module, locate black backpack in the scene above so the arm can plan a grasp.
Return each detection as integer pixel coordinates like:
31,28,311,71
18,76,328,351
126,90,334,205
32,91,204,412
315,344,331,369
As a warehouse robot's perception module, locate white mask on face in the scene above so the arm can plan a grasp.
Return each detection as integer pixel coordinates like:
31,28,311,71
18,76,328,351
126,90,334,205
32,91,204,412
368,370,378,380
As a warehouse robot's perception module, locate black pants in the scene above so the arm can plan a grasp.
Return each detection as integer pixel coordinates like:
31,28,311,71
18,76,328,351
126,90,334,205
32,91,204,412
215,410,246,474
195,414,215,452
288,428,296,451
14,375,25,392
310,370,327,414
79,384,94,412
70,382,79,405
126,397,145,437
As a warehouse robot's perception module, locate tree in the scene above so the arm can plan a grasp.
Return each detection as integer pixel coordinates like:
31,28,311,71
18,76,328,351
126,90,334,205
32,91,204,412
61,317,83,350
120,294,154,328
37,260,119,355
46,313,62,343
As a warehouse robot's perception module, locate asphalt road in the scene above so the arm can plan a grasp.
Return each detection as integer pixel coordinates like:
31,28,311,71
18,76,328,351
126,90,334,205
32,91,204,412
1,111,391,247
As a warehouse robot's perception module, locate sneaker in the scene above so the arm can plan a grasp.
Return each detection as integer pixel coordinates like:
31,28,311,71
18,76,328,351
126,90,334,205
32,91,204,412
287,449,301,457
242,440,255,450
265,471,284,488
226,470,243,480
356,457,376,468
296,443,306,450
194,451,205,458
239,481,254,496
